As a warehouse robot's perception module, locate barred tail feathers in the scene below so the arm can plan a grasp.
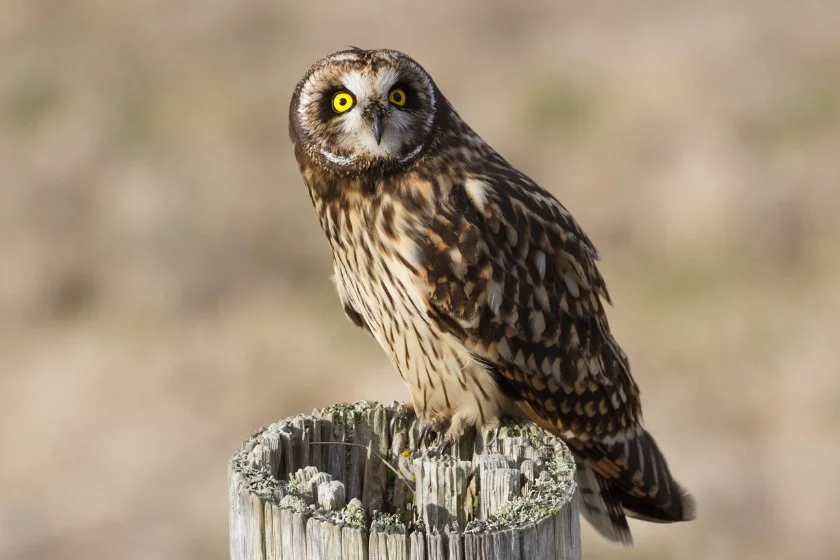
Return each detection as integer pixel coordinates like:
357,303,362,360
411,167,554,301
575,461,633,545
611,429,696,523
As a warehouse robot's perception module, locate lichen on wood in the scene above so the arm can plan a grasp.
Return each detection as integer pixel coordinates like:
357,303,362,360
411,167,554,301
229,401,581,559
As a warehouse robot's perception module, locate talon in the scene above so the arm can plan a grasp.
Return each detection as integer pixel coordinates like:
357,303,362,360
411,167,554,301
419,422,437,447
417,416,454,450
435,436,455,456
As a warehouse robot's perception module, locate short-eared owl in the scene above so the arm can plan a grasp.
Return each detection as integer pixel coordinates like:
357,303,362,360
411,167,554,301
289,48,695,544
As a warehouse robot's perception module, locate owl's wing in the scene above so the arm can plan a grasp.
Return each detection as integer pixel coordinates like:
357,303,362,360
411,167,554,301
411,171,694,541
416,171,639,438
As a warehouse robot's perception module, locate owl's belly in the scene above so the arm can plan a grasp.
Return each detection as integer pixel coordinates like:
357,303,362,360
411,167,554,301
387,314,508,429
332,242,510,430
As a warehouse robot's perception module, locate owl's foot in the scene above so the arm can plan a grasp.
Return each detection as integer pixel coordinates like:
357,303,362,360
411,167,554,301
415,413,496,455
423,413,476,456
389,402,416,437
417,416,452,449
433,431,461,456
435,414,505,455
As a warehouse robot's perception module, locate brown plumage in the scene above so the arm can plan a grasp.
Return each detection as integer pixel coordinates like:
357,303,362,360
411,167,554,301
289,48,695,545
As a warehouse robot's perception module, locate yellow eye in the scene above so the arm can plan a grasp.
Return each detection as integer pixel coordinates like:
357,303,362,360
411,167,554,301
388,87,407,107
331,91,354,113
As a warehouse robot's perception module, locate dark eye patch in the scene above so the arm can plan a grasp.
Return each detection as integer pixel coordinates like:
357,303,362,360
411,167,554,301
390,81,421,110
317,86,353,121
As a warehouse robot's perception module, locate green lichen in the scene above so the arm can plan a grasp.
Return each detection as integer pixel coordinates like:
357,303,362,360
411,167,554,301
274,478,311,513
232,402,578,538
284,478,302,495
321,400,384,417
341,500,368,528
464,453,576,534
278,494,309,514
371,511,406,534
316,499,368,528
230,454,281,502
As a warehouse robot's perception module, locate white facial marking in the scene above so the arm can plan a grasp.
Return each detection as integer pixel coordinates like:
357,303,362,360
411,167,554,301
321,149,354,165
323,69,393,158
376,67,400,92
342,70,374,100
298,52,438,168
297,79,318,119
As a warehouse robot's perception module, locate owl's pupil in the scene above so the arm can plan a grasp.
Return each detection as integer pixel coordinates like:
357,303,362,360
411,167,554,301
338,98,346,106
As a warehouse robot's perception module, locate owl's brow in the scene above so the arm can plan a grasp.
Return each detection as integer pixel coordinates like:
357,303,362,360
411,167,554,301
376,67,401,91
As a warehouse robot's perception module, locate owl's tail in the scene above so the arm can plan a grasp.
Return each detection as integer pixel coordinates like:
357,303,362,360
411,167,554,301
575,461,634,545
573,429,696,545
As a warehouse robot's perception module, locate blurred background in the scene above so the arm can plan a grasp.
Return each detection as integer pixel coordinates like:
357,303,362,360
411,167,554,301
1,1,838,559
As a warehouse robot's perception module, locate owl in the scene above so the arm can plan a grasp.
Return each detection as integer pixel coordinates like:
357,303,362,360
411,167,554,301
289,48,695,544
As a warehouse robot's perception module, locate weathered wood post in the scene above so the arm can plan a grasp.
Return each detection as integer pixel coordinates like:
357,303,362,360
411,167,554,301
229,401,581,559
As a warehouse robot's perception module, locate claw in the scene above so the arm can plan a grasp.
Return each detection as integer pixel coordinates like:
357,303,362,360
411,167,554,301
417,416,454,450
435,435,455,456
419,422,437,447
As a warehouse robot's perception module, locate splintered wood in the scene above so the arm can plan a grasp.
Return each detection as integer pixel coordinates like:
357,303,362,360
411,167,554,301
229,401,581,559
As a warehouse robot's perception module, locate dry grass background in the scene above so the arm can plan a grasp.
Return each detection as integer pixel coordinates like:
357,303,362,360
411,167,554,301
1,1,839,559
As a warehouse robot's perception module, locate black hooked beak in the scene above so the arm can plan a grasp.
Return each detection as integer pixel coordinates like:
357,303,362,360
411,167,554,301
368,105,385,145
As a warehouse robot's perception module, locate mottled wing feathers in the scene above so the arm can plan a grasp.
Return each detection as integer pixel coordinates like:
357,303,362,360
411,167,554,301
416,170,641,440
412,165,694,533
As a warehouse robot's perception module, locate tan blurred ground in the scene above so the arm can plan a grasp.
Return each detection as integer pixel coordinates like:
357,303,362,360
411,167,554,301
1,1,839,559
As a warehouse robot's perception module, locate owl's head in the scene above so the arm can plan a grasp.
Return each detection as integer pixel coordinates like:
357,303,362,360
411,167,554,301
290,48,442,174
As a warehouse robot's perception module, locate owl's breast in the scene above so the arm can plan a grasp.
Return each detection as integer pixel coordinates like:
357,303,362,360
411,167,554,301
325,197,427,352
322,197,510,426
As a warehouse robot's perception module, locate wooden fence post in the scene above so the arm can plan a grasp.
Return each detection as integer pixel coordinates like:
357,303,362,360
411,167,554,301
229,401,581,559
